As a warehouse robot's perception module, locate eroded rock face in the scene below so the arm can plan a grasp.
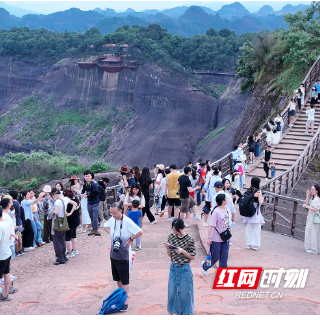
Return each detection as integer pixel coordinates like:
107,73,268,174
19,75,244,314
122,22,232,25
0,56,248,167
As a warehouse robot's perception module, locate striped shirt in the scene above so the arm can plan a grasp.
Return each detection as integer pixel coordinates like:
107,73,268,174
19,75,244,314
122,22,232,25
167,233,196,266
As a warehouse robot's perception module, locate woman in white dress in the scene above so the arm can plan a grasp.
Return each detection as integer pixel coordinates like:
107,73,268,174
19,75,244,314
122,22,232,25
243,177,264,250
273,117,281,145
269,120,277,146
263,123,272,146
79,186,92,233
303,184,320,254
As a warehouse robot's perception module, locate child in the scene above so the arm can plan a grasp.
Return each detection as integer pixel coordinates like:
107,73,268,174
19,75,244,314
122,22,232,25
305,105,315,134
269,161,276,179
127,200,142,251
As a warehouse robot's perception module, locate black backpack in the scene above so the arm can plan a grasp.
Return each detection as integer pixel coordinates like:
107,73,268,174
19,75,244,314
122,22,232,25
276,123,281,131
239,190,256,217
98,185,106,202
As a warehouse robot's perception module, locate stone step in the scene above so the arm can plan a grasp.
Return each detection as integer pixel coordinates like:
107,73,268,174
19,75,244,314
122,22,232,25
285,133,314,140
271,149,302,156
250,163,289,171
247,168,286,179
281,138,310,146
271,154,298,161
269,159,296,165
277,143,307,150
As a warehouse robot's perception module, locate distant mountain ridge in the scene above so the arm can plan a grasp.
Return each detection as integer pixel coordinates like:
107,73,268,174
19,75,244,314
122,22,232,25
0,2,311,36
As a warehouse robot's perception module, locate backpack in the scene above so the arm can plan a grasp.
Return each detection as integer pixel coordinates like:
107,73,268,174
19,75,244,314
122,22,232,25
238,190,257,217
127,178,135,187
276,123,281,131
97,288,127,315
98,185,106,202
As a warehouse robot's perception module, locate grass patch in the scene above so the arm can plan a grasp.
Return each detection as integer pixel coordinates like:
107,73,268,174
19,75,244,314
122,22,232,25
198,123,230,147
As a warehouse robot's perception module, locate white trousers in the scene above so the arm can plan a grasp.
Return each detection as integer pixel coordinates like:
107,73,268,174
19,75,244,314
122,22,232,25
246,223,261,248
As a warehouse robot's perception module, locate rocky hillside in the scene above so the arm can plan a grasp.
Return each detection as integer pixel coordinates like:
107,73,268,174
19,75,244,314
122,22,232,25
0,56,248,167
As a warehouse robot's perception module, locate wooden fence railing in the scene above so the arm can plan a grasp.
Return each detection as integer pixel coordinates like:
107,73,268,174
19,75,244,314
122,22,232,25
211,53,320,187
260,191,308,240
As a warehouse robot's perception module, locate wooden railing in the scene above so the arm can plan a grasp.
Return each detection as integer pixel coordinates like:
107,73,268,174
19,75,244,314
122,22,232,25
211,53,320,185
260,191,308,240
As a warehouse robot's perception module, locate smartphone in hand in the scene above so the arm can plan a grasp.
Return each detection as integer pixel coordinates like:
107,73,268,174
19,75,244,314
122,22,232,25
168,245,178,251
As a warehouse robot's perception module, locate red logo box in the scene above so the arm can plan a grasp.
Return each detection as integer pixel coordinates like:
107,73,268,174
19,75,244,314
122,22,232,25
212,268,263,289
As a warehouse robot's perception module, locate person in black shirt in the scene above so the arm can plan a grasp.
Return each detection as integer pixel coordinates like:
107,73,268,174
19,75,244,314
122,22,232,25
9,190,23,256
138,167,157,224
261,146,273,181
177,167,201,227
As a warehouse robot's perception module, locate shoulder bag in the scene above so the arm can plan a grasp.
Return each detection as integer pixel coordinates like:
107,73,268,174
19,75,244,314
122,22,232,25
214,209,232,241
314,212,320,224
53,200,70,232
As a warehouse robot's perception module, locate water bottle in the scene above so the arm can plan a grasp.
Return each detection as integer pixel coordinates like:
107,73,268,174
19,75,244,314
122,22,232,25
232,221,236,227
206,254,211,267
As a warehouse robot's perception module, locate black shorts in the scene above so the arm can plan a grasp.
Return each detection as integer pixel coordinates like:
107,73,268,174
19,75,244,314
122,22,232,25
0,256,11,276
167,198,181,207
110,258,129,285
249,148,255,153
65,227,77,241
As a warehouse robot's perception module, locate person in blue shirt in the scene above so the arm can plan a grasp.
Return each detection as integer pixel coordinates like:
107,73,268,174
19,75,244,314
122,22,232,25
127,200,142,251
313,79,320,101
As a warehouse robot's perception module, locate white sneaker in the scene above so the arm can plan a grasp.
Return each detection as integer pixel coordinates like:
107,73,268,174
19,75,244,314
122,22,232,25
203,223,209,227
10,275,17,280
184,223,190,228
305,249,314,254
24,247,35,252
193,215,201,221
265,178,268,181
151,220,157,225
66,252,75,258
72,250,79,255
201,261,207,275
168,217,172,221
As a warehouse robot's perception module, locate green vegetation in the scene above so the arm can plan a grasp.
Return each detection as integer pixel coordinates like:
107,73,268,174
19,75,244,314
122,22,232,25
0,24,254,72
237,1,320,94
0,92,131,154
213,85,227,96
198,123,230,147
0,151,114,190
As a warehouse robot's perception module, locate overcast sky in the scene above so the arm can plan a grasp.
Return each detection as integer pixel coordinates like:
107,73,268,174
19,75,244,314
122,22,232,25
3,1,313,14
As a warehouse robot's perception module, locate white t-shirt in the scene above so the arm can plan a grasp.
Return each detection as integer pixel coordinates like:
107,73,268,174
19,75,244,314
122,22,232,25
189,175,199,188
306,109,315,121
289,101,296,111
124,193,145,207
3,212,15,246
0,220,12,260
54,197,70,217
104,215,141,245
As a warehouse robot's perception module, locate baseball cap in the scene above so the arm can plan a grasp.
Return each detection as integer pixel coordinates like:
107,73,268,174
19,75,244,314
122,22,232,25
214,181,223,188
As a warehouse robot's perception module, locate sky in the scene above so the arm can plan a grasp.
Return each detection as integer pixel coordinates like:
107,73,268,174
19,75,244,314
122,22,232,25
2,0,313,14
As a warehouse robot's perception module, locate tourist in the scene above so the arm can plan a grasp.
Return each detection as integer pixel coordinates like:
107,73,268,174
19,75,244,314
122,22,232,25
79,178,91,233
310,87,317,107
300,83,305,106
277,113,284,137
164,218,196,315
261,146,272,181
8,191,23,256
177,167,201,227
20,190,45,250
232,143,243,168
254,131,261,158
201,193,230,275
230,169,241,192
119,165,135,189
70,176,81,201
263,123,272,145
269,120,276,146
189,167,199,203
154,166,166,216
30,190,45,246
0,207,18,302
206,165,212,180
160,168,171,217
243,177,264,251
104,201,143,312
138,167,157,224
211,181,236,227
273,117,281,145
247,135,256,164
187,161,193,167
42,185,54,244
64,189,80,258
196,163,206,205
269,161,276,179
303,185,320,254
124,183,145,214
51,188,77,265
1,198,16,261
165,164,181,221
296,88,302,112
81,170,101,236
55,182,64,194
305,105,315,135
98,177,110,222
132,166,141,183
234,157,244,189
313,79,320,101
288,98,297,127
127,200,142,250
202,167,222,226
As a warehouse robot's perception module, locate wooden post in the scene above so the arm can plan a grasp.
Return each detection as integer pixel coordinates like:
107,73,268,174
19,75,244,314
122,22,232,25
284,173,289,195
290,200,297,237
279,176,282,194
112,188,117,202
228,153,233,174
271,196,278,232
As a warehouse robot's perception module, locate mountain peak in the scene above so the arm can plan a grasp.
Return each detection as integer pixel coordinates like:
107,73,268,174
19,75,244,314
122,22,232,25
218,2,250,19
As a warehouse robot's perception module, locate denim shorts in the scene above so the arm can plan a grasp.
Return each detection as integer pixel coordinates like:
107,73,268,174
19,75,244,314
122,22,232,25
168,262,194,315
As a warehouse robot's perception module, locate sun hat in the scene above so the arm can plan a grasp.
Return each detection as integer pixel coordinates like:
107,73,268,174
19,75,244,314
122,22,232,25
120,165,130,173
274,117,280,122
43,185,52,193
69,175,79,181
156,164,165,170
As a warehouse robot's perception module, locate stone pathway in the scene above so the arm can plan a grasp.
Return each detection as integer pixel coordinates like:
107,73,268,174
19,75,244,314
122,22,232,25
1,206,320,315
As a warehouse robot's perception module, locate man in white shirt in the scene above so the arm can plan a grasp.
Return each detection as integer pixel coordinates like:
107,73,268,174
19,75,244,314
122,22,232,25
0,206,18,301
305,105,315,134
104,202,143,312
